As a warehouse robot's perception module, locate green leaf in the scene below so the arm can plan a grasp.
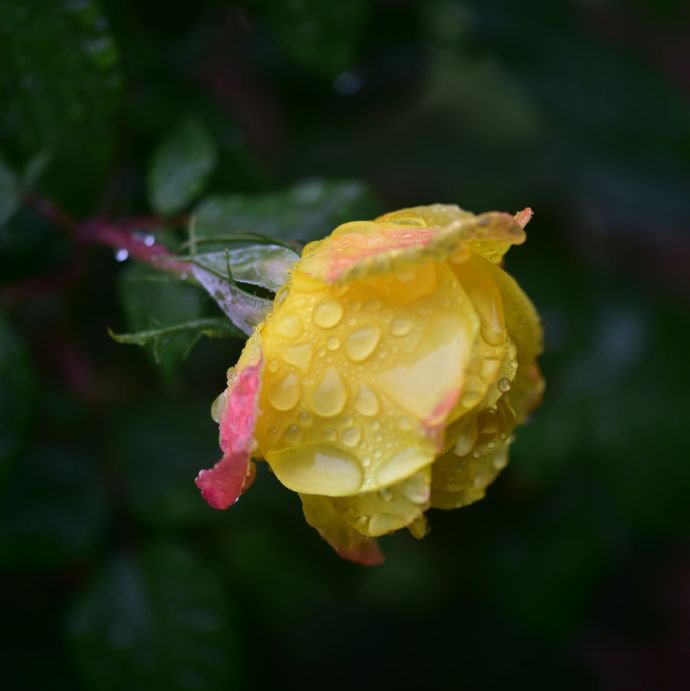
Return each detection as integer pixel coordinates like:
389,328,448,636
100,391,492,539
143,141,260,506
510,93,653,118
109,317,242,356
0,445,107,568
148,118,218,216
0,157,20,225
117,265,206,377
0,0,122,184
0,315,34,471
192,245,299,293
66,543,243,691
194,179,381,243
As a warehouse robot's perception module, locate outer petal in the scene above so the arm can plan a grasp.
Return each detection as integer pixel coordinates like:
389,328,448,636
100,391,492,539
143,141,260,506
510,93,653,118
301,494,385,565
445,252,509,425
323,467,431,540
297,205,527,284
195,335,263,509
479,260,544,421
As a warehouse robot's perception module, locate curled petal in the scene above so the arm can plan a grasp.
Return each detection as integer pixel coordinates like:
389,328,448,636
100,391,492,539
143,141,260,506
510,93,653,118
301,495,385,566
196,340,263,509
297,205,526,285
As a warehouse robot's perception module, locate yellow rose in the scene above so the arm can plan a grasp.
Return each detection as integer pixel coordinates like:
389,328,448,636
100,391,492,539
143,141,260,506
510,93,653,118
196,204,544,564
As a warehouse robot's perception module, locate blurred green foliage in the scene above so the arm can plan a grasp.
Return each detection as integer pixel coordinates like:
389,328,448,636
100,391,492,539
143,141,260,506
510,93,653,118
1,1,689,690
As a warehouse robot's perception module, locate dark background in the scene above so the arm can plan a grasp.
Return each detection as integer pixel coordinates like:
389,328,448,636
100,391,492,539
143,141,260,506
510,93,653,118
1,1,689,689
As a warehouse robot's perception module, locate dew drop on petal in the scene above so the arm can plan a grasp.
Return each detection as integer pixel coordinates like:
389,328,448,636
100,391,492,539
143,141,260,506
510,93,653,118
313,299,343,328
268,445,363,495
284,423,303,444
310,367,348,417
391,317,413,336
354,384,380,416
299,410,313,425
268,373,301,411
346,325,381,362
376,448,433,486
280,342,313,373
397,416,413,431
498,377,512,393
274,313,303,338
210,391,226,424
341,427,362,447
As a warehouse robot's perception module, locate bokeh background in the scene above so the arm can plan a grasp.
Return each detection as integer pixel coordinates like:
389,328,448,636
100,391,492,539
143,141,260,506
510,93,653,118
1,1,689,689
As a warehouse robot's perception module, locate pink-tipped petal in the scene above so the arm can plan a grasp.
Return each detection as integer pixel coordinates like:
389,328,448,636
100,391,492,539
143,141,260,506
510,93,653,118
195,358,262,510
336,540,385,566
325,225,437,282
514,207,533,229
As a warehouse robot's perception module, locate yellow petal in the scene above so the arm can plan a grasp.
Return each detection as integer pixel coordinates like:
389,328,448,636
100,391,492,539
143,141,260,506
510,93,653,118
476,259,544,421
255,262,478,496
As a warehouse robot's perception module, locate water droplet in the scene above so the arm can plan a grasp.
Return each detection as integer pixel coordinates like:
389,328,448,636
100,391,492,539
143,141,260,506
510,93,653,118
268,359,279,373
341,427,362,447
397,416,413,431
114,248,129,262
268,426,279,441
378,488,393,502
498,377,511,393
279,342,313,373
274,313,303,338
376,448,433,486
354,384,380,416
267,444,363,495
210,391,226,424
492,453,508,470
268,373,301,411
326,336,340,351
453,424,477,456
400,473,430,503
310,367,348,417
313,299,343,328
472,449,481,459
323,427,336,442
390,317,413,336
346,325,381,362
488,441,496,449
299,411,313,425
371,420,381,430
284,424,303,444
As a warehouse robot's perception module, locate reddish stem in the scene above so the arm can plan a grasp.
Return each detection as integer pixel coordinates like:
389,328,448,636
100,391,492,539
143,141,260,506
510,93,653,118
78,219,192,276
